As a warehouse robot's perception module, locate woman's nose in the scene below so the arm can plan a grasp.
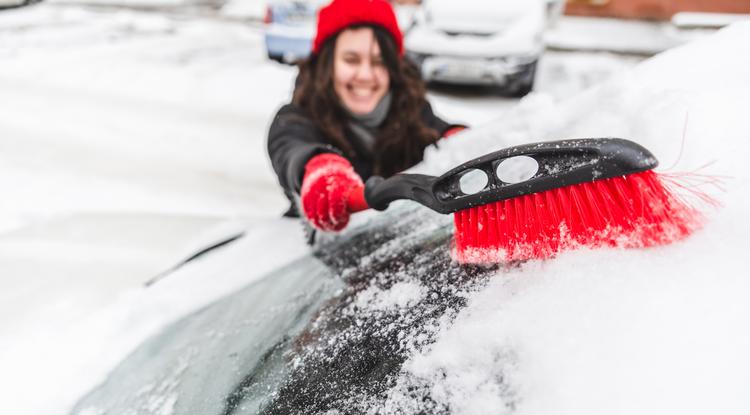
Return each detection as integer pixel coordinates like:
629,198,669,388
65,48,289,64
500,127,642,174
355,61,376,81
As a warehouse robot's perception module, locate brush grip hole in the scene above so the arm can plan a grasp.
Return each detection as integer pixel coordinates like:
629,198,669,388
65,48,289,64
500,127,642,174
459,169,489,195
495,155,539,184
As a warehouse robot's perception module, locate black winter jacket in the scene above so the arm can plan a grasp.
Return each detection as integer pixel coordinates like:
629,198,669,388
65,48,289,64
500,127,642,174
267,101,456,216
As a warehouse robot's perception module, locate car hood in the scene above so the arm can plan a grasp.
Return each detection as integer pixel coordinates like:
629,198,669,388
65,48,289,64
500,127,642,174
424,0,545,34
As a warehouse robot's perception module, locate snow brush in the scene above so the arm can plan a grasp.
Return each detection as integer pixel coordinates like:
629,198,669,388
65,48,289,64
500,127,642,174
346,138,702,264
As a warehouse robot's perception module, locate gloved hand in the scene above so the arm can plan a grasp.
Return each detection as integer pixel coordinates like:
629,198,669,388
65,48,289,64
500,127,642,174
300,153,364,232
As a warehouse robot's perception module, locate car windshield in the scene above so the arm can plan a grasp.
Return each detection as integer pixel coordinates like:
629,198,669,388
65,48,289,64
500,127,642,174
71,204,500,414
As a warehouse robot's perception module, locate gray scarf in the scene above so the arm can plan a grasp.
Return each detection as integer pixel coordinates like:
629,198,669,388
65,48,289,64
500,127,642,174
347,92,392,154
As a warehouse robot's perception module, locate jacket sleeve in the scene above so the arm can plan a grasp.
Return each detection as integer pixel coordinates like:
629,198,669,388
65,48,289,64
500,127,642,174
420,101,468,137
267,104,337,194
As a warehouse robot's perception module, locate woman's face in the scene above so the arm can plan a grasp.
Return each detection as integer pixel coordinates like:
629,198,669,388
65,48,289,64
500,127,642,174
332,27,391,115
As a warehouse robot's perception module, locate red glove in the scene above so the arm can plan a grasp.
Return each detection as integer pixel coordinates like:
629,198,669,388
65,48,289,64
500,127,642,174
300,153,364,232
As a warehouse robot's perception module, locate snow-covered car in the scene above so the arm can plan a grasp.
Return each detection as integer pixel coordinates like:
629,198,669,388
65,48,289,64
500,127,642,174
404,0,549,95
70,23,750,414
263,0,325,64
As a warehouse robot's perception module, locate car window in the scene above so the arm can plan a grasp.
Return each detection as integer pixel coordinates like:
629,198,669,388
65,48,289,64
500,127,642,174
71,204,502,414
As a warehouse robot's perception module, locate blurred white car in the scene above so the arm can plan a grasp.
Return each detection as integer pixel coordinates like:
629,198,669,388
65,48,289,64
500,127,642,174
263,0,326,64
405,0,550,95
263,0,423,65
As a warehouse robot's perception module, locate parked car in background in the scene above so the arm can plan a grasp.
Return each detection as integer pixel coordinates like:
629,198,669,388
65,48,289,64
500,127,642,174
404,0,549,96
263,0,325,64
263,0,420,65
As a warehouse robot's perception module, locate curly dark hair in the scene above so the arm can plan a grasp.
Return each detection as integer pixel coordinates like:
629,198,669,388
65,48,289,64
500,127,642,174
293,25,441,177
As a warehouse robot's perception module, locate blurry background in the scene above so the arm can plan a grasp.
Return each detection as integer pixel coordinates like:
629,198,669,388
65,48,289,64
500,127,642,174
1,0,749,414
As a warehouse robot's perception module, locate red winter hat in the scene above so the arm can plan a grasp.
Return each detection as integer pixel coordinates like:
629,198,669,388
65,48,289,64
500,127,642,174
312,0,403,56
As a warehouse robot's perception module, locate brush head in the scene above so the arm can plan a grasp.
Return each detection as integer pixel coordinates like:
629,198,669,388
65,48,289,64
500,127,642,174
360,138,703,264
452,170,703,264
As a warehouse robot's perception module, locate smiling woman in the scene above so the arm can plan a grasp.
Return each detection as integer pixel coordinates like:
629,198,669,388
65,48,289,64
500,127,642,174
266,0,465,234
332,27,390,116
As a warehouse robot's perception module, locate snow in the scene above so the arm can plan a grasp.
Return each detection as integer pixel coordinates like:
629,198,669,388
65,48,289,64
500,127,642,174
0,216,310,415
545,16,683,55
355,281,427,311
672,12,750,29
2,1,749,413
0,6,298,233
386,21,750,414
219,0,266,20
425,0,544,34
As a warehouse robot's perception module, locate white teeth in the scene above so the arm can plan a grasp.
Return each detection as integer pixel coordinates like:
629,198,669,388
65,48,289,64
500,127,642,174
350,87,373,98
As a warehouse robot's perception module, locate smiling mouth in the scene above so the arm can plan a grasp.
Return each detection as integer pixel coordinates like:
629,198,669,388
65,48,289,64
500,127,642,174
349,86,377,99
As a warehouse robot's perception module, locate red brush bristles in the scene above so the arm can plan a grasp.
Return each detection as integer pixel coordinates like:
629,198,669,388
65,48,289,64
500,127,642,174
453,170,704,264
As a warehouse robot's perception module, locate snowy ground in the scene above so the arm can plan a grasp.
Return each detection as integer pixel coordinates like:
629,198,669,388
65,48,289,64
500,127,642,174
2,1,742,414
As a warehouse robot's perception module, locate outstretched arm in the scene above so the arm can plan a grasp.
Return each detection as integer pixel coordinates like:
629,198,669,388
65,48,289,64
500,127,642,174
267,104,337,195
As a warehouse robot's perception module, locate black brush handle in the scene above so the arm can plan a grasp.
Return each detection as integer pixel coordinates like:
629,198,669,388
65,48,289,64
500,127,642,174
364,174,441,212
364,138,658,214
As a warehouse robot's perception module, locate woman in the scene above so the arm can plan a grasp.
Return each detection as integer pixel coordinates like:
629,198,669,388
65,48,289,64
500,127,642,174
267,0,464,233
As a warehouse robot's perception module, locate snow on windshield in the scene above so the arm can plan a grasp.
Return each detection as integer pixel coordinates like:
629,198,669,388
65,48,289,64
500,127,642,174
379,22,750,414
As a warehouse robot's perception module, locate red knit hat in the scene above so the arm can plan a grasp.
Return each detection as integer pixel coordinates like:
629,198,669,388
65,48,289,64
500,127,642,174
312,0,403,56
